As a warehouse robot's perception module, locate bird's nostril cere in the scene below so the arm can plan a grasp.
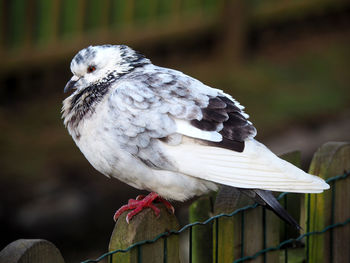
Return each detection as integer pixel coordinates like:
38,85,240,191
64,80,78,93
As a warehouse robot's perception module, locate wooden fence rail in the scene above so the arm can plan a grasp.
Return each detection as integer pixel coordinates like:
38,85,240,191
1,0,345,74
1,141,349,263
0,0,224,73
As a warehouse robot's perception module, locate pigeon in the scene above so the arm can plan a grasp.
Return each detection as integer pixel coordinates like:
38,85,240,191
62,44,329,226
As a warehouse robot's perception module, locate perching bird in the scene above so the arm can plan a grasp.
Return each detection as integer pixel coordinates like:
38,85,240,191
62,45,329,227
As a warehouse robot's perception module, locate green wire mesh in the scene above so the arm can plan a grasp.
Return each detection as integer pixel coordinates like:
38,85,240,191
81,170,350,263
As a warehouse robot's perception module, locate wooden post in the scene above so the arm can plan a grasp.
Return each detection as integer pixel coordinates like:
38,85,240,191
217,0,246,63
109,204,180,263
24,0,35,48
278,152,302,233
0,239,65,263
0,0,6,51
214,186,248,263
213,151,301,262
304,142,350,263
50,0,61,43
188,193,215,263
279,151,302,262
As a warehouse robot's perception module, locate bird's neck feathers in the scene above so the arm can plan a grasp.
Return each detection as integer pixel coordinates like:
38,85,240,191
62,77,111,140
117,45,151,71
62,67,137,140
62,45,150,139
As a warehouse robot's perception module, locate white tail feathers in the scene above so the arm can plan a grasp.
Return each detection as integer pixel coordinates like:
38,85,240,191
162,139,330,193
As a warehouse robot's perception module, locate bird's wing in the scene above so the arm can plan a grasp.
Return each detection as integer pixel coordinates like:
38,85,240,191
161,139,329,193
109,67,329,193
109,66,256,149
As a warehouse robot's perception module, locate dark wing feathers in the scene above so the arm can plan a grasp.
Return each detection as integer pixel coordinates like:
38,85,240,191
206,97,227,109
215,187,301,229
191,96,256,152
252,189,301,229
190,119,218,131
202,108,229,122
220,112,254,140
209,138,245,152
217,96,242,112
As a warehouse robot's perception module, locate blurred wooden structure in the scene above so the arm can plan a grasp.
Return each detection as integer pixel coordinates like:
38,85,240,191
1,141,349,262
0,0,224,73
1,0,348,73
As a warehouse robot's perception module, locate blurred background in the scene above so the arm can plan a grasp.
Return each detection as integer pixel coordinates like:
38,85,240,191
1,0,350,262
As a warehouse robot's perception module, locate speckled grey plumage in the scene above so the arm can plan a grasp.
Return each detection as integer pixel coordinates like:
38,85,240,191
62,45,329,202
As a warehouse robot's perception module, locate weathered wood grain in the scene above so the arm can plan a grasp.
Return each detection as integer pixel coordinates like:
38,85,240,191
0,239,65,263
214,186,246,263
189,194,215,263
109,203,180,263
305,141,350,263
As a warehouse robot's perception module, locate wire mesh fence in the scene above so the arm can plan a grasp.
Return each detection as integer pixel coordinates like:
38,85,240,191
81,170,350,263
1,142,349,263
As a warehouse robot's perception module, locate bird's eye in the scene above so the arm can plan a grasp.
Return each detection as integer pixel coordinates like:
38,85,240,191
87,65,96,73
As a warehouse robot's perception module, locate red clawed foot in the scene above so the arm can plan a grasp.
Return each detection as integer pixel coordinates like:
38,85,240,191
113,192,175,223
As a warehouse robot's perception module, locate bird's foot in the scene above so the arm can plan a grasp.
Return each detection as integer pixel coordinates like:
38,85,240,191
135,194,175,214
113,192,175,223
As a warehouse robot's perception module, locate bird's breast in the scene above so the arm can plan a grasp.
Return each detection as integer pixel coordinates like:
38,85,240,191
70,105,151,187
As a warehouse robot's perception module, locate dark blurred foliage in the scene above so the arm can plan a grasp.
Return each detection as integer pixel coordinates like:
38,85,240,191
1,0,350,262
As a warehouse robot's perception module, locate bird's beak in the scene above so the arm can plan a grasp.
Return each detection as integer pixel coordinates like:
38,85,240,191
64,76,80,93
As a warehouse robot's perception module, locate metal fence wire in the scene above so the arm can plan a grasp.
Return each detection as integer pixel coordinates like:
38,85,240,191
82,170,350,263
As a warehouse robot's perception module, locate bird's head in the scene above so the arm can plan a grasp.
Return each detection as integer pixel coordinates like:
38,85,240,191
64,44,150,93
